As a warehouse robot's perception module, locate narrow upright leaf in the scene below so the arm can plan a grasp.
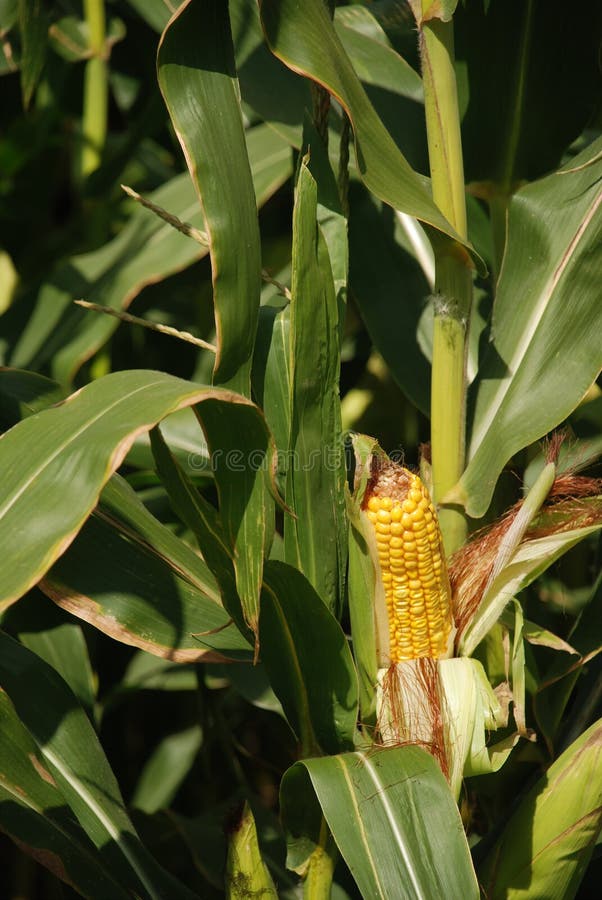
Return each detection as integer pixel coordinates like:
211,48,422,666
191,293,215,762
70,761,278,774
259,561,358,757
18,0,47,107
284,159,347,615
158,0,261,394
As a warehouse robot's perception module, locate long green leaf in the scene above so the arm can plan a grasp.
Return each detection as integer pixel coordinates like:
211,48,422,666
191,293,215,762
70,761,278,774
0,691,131,899
10,124,290,387
0,632,195,899
42,507,251,662
132,726,202,815
259,561,358,757
18,0,47,107
158,0,261,394
0,369,273,613
5,593,96,715
149,425,249,637
479,720,602,900
259,0,480,264
457,136,602,517
346,433,381,729
284,158,347,614
281,747,479,899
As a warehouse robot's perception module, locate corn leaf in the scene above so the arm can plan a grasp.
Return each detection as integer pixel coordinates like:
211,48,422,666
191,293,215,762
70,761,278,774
231,0,425,165
259,0,482,267
11,173,208,382
348,185,431,414
281,747,479,899
42,504,251,662
535,572,602,751
0,368,66,429
252,305,291,458
0,632,196,899
158,0,261,394
455,2,602,187
284,159,347,615
11,122,290,388
259,561,358,757
3,593,96,715
0,690,132,899
132,726,203,815
17,0,47,108
346,433,381,728
0,370,274,618
457,136,602,517
149,425,249,638
479,720,602,900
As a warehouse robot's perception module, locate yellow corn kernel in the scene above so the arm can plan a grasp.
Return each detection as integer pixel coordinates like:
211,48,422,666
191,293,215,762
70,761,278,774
364,462,452,662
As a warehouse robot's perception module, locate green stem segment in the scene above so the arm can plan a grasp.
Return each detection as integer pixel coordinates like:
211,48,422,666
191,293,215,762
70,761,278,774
303,818,337,900
420,16,471,554
81,0,107,179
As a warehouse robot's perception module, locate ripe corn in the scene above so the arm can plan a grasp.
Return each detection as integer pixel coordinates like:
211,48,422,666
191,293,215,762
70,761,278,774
364,463,452,662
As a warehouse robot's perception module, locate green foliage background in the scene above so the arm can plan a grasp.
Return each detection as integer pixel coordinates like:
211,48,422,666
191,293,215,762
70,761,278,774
0,1,601,897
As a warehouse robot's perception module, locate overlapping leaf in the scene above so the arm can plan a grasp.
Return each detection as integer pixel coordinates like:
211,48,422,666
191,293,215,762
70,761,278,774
259,0,481,266
457,137,602,517
0,633,196,899
281,747,479,899
0,370,274,629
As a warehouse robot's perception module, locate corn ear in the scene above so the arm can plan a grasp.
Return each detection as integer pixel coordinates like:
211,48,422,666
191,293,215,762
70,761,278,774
361,460,454,665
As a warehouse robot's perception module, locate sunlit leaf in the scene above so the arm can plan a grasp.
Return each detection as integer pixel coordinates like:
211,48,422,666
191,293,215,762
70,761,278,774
457,137,602,517
0,632,196,898
479,720,602,900
281,747,479,899
158,0,261,394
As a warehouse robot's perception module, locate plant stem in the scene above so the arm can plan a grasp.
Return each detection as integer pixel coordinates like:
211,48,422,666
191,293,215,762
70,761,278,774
420,16,471,554
81,0,107,179
303,818,337,900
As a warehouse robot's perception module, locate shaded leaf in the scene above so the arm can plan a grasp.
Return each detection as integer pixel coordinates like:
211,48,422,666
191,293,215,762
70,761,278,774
259,561,358,756
0,691,131,899
18,0,47,107
0,632,195,898
132,726,202,815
